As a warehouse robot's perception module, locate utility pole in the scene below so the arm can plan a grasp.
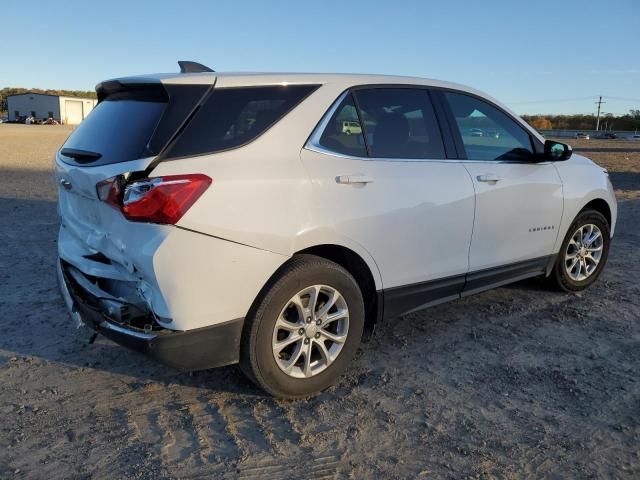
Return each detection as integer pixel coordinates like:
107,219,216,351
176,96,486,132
595,96,606,132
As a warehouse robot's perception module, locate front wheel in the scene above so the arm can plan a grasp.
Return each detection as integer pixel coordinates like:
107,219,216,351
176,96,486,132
548,209,611,292
240,255,364,398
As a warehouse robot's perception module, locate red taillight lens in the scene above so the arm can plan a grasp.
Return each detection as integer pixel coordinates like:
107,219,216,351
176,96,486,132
96,177,122,210
96,174,211,225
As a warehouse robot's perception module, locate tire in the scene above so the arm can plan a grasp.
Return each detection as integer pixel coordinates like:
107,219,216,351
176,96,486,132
240,254,365,399
548,209,610,292
345,130,351,135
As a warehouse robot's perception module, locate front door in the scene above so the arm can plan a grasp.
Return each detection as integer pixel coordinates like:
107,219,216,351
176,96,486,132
442,91,563,278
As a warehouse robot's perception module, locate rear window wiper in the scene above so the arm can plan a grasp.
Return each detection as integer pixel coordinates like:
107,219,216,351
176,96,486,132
60,148,102,163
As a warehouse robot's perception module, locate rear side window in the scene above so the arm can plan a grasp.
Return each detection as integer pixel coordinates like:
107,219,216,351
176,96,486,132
353,88,445,159
318,93,367,157
60,91,167,166
164,85,319,159
444,92,534,161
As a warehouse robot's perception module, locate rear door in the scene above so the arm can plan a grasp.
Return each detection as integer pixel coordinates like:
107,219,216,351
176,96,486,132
441,91,563,284
301,87,476,317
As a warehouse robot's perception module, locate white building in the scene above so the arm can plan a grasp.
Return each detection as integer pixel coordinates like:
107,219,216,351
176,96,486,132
8,93,97,124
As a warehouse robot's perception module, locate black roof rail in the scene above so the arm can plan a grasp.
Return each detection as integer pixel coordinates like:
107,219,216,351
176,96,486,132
178,61,215,73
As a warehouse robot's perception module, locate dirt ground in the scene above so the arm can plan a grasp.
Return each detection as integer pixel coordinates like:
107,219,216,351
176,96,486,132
0,124,638,479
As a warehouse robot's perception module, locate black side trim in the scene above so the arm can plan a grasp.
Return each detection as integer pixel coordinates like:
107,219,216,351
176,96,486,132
463,255,549,296
145,319,242,371
381,255,554,320
430,90,463,159
383,274,465,320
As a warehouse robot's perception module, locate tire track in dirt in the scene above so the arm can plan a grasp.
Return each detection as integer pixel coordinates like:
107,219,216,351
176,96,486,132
156,401,201,465
92,386,344,477
216,397,272,460
186,393,243,464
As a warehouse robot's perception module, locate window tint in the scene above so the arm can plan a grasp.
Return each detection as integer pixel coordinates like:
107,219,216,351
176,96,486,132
318,93,367,157
353,88,445,159
60,95,166,166
445,92,533,161
165,85,318,159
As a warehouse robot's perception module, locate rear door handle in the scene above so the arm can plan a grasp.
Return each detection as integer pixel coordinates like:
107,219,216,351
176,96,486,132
335,174,374,185
476,174,501,184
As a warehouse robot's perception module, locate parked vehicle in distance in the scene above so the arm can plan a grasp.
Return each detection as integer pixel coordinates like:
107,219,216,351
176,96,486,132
342,120,362,135
630,134,640,140
470,127,483,136
56,63,617,398
599,132,618,139
575,132,590,139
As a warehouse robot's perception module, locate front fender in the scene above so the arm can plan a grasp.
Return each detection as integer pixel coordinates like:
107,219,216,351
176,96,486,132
553,155,617,253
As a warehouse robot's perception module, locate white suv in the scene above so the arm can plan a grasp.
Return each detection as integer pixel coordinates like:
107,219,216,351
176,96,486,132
56,64,617,398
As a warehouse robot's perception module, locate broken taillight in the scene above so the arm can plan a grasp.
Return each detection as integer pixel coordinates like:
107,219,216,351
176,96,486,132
96,174,211,225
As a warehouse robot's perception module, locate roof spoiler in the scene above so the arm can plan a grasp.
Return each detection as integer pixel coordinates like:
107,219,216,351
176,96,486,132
178,61,215,73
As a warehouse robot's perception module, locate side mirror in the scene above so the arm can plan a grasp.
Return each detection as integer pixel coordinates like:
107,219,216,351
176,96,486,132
544,140,572,161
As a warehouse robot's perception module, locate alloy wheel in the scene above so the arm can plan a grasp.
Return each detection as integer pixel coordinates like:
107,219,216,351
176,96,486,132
272,285,349,379
564,223,604,281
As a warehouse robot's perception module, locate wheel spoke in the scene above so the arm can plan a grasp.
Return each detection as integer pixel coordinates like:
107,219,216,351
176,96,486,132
574,226,584,246
565,250,578,261
321,329,347,344
303,341,313,377
316,289,342,319
274,333,302,352
282,342,304,373
288,293,309,319
307,285,321,314
314,339,331,364
275,316,301,333
586,230,602,247
322,307,348,327
567,257,579,273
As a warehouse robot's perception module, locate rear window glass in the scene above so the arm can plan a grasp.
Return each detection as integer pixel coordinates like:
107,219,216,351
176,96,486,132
163,85,318,159
60,96,166,166
354,88,445,159
318,93,367,157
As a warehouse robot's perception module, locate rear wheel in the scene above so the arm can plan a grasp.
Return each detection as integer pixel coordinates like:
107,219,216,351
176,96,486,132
548,209,610,292
240,254,364,398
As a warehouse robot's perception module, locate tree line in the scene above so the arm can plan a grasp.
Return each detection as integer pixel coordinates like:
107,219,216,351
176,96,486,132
523,110,640,131
0,87,97,114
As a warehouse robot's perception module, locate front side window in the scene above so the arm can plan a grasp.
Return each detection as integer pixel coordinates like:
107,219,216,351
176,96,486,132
165,85,318,159
445,92,533,161
318,93,367,157
353,88,445,159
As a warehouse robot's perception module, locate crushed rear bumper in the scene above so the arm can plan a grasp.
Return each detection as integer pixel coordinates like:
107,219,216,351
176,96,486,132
57,258,243,371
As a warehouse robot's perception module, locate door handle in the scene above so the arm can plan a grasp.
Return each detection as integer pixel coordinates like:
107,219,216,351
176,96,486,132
335,174,374,185
476,174,501,184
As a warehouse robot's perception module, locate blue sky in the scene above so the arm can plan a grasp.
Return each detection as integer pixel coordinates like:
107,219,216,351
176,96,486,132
3,0,639,114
